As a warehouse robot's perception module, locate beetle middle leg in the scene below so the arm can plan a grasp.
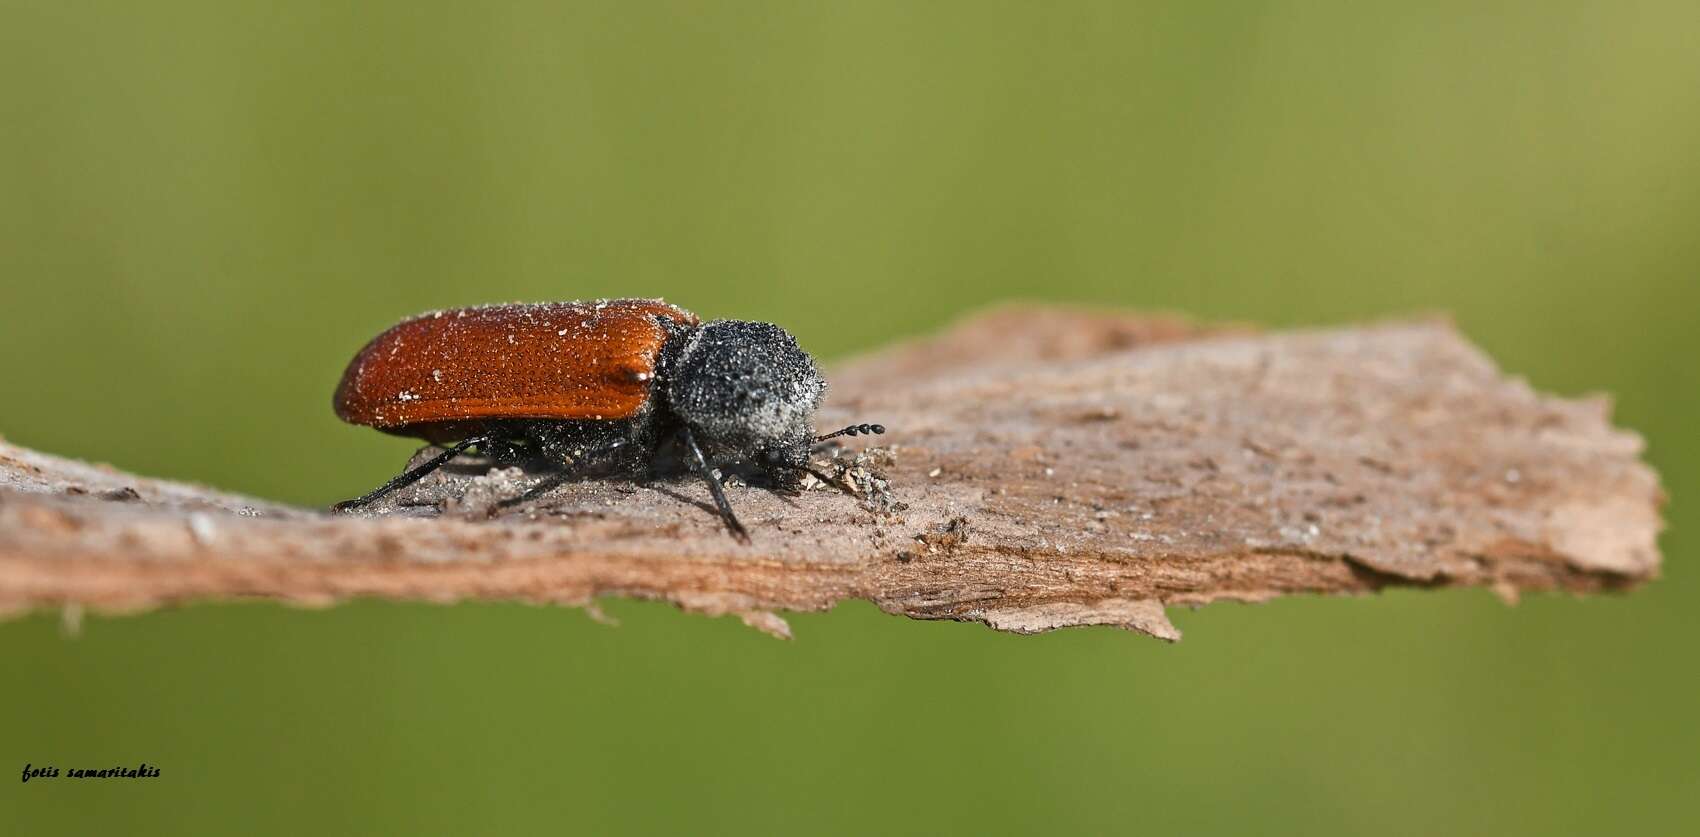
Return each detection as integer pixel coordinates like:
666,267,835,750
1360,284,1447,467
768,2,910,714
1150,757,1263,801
491,436,638,511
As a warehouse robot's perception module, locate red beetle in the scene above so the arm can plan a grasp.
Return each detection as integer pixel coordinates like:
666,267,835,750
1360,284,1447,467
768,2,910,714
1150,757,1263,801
333,298,883,541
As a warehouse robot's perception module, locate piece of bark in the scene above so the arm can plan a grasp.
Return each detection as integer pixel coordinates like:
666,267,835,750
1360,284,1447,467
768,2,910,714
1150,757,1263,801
0,307,1664,640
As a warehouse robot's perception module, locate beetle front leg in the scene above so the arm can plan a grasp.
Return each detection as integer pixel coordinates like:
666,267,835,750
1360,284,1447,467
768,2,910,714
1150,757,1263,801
679,426,751,544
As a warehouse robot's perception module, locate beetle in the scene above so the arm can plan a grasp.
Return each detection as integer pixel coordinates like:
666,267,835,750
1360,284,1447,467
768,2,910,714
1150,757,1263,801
331,298,884,542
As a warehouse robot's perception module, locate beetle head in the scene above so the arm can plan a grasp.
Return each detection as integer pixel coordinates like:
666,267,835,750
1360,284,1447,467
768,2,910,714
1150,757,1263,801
666,320,826,460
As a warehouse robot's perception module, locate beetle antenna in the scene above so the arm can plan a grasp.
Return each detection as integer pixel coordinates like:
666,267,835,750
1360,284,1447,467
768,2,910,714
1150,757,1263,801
334,435,492,511
814,423,885,443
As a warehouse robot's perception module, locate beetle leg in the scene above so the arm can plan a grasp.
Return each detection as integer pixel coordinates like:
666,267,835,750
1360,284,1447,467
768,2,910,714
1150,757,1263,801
680,426,751,544
333,435,492,511
493,438,634,511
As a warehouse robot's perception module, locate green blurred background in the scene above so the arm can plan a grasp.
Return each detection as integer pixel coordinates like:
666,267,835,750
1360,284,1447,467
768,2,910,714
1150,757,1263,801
2,1,1695,834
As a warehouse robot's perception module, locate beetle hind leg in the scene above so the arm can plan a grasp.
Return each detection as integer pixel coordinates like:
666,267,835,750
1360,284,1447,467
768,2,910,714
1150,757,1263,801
333,435,493,512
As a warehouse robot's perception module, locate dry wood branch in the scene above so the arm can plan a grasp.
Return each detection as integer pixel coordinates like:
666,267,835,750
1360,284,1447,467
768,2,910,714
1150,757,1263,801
0,307,1664,640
